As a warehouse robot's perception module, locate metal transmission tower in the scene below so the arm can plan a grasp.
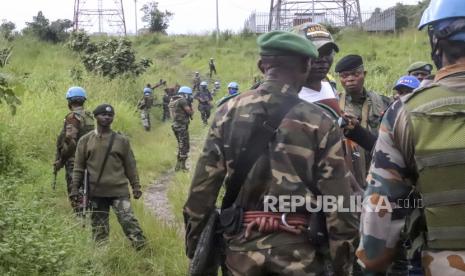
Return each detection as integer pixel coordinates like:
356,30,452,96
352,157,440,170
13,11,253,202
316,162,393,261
74,0,127,35
268,0,362,31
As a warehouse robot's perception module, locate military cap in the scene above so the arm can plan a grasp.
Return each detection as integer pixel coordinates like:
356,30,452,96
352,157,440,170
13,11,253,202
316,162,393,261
291,22,339,52
335,54,364,73
93,104,115,116
257,30,318,58
407,61,433,73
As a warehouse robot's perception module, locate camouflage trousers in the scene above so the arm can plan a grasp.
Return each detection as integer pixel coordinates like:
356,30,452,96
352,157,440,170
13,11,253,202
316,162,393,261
64,159,74,195
224,243,326,276
198,104,211,125
140,109,151,130
172,124,190,161
162,104,170,122
90,196,146,249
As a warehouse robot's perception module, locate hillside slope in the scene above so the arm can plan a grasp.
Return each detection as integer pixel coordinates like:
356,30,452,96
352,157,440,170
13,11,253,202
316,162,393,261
0,29,431,275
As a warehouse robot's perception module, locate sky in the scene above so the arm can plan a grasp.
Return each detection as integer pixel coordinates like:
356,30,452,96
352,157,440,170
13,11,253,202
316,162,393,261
0,0,423,35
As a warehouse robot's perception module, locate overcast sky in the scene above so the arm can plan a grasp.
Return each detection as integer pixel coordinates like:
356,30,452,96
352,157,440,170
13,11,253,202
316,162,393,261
0,0,423,35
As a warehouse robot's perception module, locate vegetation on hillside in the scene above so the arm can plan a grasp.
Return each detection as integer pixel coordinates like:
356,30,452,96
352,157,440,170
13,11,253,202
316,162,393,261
0,24,433,275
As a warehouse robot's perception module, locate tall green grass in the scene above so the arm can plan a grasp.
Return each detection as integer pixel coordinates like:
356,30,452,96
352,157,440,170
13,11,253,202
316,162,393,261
0,28,431,275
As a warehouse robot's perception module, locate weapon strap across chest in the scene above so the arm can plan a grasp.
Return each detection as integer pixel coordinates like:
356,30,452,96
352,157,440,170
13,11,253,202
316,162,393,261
95,132,116,185
221,95,301,209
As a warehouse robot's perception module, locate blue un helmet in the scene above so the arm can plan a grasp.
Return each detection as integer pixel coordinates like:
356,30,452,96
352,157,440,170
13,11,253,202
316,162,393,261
418,0,465,68
66,86,87,101
143,87,153,95
394,76,421,91
200,81,208,87
227,82,239,95
178,86,193,95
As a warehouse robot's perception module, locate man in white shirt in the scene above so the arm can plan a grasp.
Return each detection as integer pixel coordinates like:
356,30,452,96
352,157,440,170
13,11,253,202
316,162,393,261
291,23,341,112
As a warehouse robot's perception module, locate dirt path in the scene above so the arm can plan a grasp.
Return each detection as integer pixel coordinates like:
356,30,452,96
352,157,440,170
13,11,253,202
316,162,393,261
144,169,178,226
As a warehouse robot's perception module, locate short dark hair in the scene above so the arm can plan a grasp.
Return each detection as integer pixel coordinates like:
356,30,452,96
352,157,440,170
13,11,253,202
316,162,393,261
438,40,465,64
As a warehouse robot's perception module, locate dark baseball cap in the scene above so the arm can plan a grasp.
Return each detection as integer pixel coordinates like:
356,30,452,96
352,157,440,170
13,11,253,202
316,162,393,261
291,22,339,52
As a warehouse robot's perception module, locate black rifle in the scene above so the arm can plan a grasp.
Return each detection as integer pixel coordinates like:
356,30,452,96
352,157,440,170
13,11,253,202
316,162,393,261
82,169,89,228
52,168,57,191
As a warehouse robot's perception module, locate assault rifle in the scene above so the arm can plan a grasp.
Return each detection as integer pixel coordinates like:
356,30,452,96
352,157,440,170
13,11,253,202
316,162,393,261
52,168,57,191
82,169,89,228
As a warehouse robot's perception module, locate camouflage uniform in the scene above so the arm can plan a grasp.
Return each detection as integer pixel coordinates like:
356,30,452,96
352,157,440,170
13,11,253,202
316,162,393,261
338,90,390,188
162,90,172,122
357,66,465,274
169,95,191,168
55,106,94,195
137,94,154,130
71,130,146,248
184,80,359,275
194,88,213,125
193,76,201,92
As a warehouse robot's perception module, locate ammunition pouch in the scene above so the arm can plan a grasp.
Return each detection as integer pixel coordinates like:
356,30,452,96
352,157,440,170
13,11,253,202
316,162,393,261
219,204,243,235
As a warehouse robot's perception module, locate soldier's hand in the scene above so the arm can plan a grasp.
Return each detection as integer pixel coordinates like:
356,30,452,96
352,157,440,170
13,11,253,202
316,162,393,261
53,160,63,171
133,190,143,200
69,192,79,205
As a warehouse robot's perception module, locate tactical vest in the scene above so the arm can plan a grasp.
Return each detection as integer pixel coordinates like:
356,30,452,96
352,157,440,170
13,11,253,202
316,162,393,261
72,110,95,140
404,84,465,250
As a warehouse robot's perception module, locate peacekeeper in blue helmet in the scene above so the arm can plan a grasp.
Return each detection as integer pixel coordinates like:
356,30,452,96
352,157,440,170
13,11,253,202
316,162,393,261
137,86,154,131
217,81,240,107
357,0,465,274
168,86,194,171
54,86,95,211
392,75,421,100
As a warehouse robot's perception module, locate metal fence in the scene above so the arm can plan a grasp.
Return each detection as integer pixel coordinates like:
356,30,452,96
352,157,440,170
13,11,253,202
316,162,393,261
244,8,396,33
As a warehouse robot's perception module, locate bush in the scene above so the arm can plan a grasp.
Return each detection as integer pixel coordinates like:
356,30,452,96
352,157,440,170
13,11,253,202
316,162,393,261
23,11,72,43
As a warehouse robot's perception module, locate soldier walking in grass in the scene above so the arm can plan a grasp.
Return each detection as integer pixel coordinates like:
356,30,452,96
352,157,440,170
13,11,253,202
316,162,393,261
137,86,154,131
54,86,94,211
184,31,358,275
208,58,217,78
193,72,201,92
70,104,146,250
162,87,175,122
169,86,194,171
194,81,213,126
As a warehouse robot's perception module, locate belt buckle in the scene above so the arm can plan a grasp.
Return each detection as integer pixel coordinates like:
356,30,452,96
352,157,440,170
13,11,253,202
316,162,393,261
280,213,295,229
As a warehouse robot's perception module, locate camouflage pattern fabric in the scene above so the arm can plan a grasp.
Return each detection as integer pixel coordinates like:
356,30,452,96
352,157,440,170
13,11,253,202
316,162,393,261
162,93,172,121
90,196,146,249
193,76,201,92
357,67,465,275
339,90,390,188
195,90,213,125
172,124,189,161
225,243,327,276
169,95,191,125
183,79,358,274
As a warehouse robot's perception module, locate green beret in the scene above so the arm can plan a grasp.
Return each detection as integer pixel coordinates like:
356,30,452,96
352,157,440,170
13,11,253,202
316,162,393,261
257,30,318,58
407,61,433,73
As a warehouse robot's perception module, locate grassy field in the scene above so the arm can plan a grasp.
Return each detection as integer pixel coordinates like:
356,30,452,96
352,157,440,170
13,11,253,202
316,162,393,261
0,28,431,275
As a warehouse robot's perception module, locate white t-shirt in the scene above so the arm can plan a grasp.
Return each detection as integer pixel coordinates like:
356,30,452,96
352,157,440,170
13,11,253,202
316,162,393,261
298,81,336,103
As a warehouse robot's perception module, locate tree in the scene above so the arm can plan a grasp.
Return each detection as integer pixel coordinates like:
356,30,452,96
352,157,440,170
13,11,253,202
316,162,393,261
141,2,173,34
0,21,16,41
23,11,72,43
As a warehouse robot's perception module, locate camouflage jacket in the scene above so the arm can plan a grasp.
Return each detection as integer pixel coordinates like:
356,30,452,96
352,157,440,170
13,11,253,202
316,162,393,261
357,65,465,272
339,89,391,188
183,79,358,272
55,106,94,165
169,95,191,125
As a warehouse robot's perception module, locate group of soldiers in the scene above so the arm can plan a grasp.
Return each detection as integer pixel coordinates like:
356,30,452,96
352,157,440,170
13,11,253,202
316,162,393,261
183,0,465,275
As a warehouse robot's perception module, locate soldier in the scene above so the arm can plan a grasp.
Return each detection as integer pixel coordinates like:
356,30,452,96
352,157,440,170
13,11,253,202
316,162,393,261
54,86,94,210
217,81,240,107
357,0,465,274
193,72,201,92
162,87,175,122
407,61,433,82
208,58,217,78
212,81,221,96
169,86,194,171
183,31,358,275
137,86,154,131
392,75,421,101
70,104,146,250
335,55,391,188
194,81,213,126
